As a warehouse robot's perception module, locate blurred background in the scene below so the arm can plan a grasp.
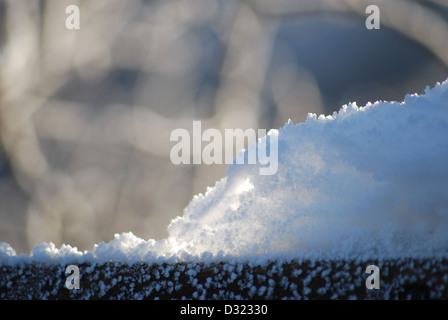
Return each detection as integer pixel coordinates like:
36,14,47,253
0,0,447,254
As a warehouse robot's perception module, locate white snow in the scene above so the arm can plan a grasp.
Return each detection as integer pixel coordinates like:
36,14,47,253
1,79,448,265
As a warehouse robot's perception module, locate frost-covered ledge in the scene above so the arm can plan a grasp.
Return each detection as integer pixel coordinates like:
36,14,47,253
2,80,448,300
1,258,448,300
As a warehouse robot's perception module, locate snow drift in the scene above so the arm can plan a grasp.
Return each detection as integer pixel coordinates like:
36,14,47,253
2,79,448,264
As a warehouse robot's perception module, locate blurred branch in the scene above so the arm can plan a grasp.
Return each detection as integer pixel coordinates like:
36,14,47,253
0,0,100,248
426,0,448,8
213,1,276,130
343,0,448,69
0,0,48,187
251,0,448,69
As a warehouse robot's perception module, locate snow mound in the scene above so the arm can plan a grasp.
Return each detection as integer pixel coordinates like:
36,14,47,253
2,79,448,264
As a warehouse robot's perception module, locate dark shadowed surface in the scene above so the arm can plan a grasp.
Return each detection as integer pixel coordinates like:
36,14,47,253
1,258,447,300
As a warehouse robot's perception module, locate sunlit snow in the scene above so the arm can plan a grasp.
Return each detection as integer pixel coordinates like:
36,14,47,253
1,79,448,265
